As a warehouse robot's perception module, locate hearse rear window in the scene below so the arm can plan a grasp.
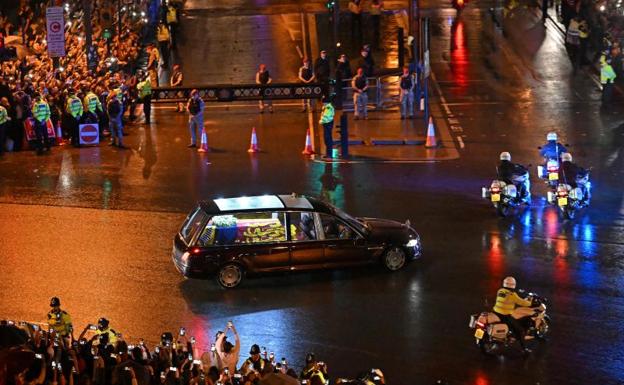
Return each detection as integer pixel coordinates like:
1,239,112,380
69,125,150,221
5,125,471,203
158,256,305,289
197,212,287,246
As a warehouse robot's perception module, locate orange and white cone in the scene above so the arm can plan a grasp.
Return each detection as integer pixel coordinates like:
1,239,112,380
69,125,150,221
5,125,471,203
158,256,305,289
301,128,315,155
56,124,64,145
197,129,209,153
247,126,259,153
424,117,438,148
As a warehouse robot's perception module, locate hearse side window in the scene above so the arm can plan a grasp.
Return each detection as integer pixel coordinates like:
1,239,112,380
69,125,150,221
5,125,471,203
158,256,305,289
196,212,287,246
181,207,208,244
289,212,319,241
319,213,356,240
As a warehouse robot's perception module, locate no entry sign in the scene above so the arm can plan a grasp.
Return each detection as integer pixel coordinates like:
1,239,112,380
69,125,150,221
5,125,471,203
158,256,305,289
79,124,100,145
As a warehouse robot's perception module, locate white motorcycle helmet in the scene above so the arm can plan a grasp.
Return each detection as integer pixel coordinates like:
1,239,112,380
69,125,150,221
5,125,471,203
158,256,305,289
561,152,572,162
503,276,517,289
546,132,557,141
499,152,511,161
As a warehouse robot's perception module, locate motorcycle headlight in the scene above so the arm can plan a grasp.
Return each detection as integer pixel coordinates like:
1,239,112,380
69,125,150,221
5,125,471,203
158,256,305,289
406,238,420,248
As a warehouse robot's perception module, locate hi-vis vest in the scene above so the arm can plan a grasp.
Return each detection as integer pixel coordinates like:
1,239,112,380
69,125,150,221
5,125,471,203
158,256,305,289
493,288,532,315
66,96,83,118
0,106,8,124
33,100,50,122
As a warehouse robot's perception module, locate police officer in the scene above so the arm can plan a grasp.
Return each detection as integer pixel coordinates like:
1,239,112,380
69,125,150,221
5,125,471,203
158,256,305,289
298,58,315,112
83,89,103,124
255,64,273,113
92,317,118,345
186,89,204,148
107,90,125,148
300,353,328,383
539,132,567,161
137,74,152,124
240,344,266,374
600,55,617,104
498,152,531,203
399,66,415,119
319,93,335,158
492,276,533,354
559,152,590,203
0,104,10,156
351,67,368,120
65,91,83,147
47,297,73,338
31,94,51,154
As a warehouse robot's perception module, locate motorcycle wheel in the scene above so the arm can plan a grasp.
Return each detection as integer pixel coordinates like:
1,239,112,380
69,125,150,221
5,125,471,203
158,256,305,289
479,338,500,356
495,203,509,217
536,318,550,339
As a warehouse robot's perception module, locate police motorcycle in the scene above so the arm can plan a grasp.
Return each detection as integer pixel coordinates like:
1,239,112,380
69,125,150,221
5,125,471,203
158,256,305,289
537,132,568,194
550,171,591,220
468,291,550,356
482,153,531,217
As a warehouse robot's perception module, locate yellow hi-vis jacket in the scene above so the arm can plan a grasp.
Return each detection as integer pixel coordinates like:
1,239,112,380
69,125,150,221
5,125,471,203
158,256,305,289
493,288,532,315
47,310,73,336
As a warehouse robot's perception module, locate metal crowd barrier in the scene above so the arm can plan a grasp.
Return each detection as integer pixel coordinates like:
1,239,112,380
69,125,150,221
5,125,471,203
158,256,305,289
151,83,325,102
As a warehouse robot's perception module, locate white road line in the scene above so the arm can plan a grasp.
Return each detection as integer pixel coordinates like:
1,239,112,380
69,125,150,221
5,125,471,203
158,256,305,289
457,136,465,149
430,72,452,115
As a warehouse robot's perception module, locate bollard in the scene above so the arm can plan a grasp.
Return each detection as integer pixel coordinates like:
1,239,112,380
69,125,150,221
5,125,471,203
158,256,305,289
340,113,349,159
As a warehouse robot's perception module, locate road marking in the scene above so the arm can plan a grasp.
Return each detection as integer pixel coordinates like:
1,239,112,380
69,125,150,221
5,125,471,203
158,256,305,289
431,71,464,150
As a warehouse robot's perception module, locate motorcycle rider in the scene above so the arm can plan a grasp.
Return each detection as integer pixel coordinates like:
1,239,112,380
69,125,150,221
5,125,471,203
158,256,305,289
539,132,567,161
493,276,533,354
559,152,590,203
498,152,531,203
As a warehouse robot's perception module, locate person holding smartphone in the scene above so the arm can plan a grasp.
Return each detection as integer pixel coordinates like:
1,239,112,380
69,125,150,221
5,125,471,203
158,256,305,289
216,321,240,374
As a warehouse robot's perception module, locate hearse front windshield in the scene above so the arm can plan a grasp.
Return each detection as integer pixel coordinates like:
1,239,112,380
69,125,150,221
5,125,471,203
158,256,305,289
180,207,209,245
330,204,368,234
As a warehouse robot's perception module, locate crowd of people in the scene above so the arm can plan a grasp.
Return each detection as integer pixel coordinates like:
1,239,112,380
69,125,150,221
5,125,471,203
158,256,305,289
0,0,183,155
0,298,386,385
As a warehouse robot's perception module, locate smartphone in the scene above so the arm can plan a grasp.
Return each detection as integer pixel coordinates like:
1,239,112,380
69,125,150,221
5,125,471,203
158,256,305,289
281,358,287,365
179,327,185,336
192,359,202,365
233,374,242,379
188,353,193,360
160,373,166,380
124,367,131,371
210,343,216,352
190,337,196,344
35,354,43,359
7,321,14,325
227,321,233,328
89,325,97,331
169,367,177,372
139,339,144,346
224,368,229,375
33,325,39,331
57,363,62,370
128,345,135,351
302,381,308,385
52,362,57,368
110,353,117,358
269,352,274,359
155,347,160,353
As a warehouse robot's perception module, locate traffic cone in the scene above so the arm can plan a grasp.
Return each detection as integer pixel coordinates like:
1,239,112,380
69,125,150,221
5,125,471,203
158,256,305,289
247,126,259,153
56,124,65,146
197,129,209,153
424,117,438,148
301,128,315,155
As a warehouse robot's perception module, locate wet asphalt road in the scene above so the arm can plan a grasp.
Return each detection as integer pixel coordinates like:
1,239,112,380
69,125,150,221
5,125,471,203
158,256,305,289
1,1,624,384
